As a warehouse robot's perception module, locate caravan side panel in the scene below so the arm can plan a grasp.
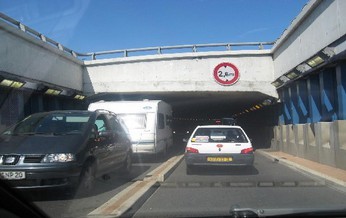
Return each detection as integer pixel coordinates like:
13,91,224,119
155,101,173,154
88,100,172,155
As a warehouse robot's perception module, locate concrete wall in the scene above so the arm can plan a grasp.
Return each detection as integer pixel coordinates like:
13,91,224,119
272,120,346,170
335,120,346,168
272,0,346,78
84,50,277,97
295,124,305,158
0,20,83,91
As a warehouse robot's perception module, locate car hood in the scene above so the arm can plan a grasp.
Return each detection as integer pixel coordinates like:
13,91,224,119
0,134,84,154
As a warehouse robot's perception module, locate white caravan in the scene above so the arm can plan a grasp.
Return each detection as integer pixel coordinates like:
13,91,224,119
88,100,173,155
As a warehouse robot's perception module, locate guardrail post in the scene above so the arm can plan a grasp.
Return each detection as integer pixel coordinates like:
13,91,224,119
71,51,77,58
19,23,26,32
124,50,128,57
39,34,46,42
92,53,96,60
259,43,263,50
157,47,162,54
57,43,64,51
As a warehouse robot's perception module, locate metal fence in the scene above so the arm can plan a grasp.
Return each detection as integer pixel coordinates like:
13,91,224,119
1,12,275,61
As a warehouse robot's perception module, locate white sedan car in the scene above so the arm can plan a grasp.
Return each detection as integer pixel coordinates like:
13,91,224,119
184,125,254,174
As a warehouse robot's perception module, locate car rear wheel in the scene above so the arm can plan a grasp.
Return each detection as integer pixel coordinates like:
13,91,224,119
120,153,132,174
79,162,96,192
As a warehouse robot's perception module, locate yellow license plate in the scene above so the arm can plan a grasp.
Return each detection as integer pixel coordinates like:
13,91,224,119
207,157,232,162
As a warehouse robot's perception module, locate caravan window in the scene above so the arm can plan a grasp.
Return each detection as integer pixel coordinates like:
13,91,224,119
158,113,165,129
166,115,172,127
117,114,147,129
95,115,109,132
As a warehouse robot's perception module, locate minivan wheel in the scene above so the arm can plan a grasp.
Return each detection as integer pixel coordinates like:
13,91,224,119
163,145,168,157
120,153,132,174
157,145,168,161
80,162,96,192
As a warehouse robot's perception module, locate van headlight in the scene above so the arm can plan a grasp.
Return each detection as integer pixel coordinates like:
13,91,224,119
42,153,75,163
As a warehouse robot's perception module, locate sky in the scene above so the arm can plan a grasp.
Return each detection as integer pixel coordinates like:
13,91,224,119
1,0,308,54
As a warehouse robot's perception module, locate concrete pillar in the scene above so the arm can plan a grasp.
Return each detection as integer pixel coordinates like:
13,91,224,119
320,68,337,121
316,122,336,167
282,125,289,153
17,91,25,121
304,123,319,162
295,124,305,158
297,80,309,123
336,62,346,120
37,95,43,112
278,90,285,125
289,86,299,124
278,125,283,151
307,75,322,123
334,120,346,170
287,124,297,155
283,89,292,124
271,126,279,151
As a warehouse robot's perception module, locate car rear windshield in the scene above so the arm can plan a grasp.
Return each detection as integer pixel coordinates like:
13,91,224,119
192,128,248,143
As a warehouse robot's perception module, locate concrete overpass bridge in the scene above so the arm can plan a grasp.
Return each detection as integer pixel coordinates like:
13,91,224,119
1,1,346,168
0,10,276,119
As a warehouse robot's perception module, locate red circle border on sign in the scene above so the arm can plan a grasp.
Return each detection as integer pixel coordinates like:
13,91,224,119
213,62,240,86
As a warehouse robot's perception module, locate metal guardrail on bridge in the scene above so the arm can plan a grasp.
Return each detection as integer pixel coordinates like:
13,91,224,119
0,12,83,59
84,41,275,60
1,12,275,61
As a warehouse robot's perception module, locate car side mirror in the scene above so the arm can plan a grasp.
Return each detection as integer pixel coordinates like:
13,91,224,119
91,131,110,142
89,126,98,140
99,131,112,138
2,130,11,135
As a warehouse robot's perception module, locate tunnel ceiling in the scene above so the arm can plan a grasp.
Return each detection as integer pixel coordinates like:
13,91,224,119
87,91,274,119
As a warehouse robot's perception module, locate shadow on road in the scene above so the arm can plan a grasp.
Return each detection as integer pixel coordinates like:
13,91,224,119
24,165,151,202
187,165,259,176
132,144,185,164
20,145,186,202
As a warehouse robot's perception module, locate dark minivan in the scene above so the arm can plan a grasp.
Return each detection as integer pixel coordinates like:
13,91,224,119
0,110,132,191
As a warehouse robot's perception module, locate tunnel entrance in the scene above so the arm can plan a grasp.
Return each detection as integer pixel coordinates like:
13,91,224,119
87,91,279,149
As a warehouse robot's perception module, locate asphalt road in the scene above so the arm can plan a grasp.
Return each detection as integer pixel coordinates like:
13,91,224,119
29,149,346,218
31,156,163,218
133,152,346,217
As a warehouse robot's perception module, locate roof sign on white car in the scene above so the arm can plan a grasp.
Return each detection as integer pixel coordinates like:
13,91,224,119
210,135,226,140
143,106,152,110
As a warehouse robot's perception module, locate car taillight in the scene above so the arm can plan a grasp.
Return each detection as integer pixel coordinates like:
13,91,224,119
185,147,199,153
241,147,253,154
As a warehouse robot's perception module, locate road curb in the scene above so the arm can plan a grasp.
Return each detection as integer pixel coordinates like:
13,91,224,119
88,154,184,217
257,150,346,193
146,154,184,182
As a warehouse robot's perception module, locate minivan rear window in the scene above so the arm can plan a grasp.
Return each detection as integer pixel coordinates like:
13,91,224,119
192,128,248,143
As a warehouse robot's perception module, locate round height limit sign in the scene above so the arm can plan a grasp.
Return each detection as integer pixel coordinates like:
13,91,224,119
213,62,239,86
